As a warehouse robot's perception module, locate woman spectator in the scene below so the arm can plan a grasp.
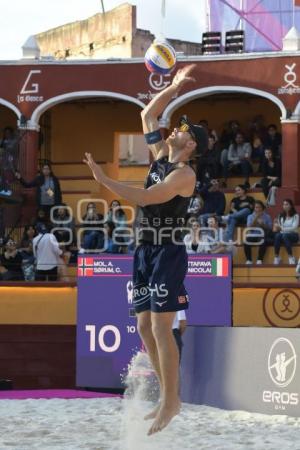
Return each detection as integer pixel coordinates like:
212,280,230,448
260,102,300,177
222,132,253,188
243,201,273,265
203,216,231,254
19,225,37,280
223,184,255,241
260,148,281,199
0,239,24,281
103,222,121,253
51,204,75,246
15,163,62,218
105,199,127,229
273,199,299,265
184,220,210,254
80,202,104,253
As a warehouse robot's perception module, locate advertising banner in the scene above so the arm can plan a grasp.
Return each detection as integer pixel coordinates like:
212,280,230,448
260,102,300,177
76,254,232,389
181,327,300,417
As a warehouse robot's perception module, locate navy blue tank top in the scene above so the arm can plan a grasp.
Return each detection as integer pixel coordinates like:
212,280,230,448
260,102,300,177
138,157,193,244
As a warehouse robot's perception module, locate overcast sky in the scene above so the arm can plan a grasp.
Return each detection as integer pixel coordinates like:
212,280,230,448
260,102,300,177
0,0,207,60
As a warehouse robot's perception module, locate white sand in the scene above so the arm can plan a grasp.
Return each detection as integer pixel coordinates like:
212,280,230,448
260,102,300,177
1,352,300,450
0,397,300,450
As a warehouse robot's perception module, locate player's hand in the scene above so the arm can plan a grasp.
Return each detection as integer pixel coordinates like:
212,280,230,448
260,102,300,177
83,153,105,184
172,64,196,88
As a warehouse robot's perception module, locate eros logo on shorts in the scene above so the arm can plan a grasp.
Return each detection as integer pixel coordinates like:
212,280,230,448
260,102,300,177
262,337,299,410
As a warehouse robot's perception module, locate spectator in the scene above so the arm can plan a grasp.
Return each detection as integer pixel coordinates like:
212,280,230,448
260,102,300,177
0,127,17,195
263,124,282,158
197,134,221,185
198,179,226,226
222,132,253,188
260,149,281,199
203,216,230,254
248,115,267,145
103,221,122,253
105,199,127,229
15,163,62,218
0,239,24,281
220,120,240,149
273,199,299,265
33,208,48,229
33,223,63,281
243,200,273,265
80,202,104,253
19,225,37,281
51,204,75,245
223,185,255,241
184,220,210,253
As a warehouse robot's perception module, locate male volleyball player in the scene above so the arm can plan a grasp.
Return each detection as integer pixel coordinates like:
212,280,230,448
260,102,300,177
84,64,207,435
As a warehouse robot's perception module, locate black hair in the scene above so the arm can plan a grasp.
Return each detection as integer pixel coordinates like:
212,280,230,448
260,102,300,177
267,124,277,130
254,200,265,210
280,199,297,220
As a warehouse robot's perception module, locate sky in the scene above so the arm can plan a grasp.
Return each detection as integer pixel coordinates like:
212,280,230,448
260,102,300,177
0,0,207,60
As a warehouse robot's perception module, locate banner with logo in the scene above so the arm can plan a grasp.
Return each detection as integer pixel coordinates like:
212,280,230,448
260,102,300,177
181,327,300,417
76,254,232,389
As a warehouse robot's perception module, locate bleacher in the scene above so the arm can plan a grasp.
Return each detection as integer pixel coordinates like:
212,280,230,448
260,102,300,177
37,163,296,286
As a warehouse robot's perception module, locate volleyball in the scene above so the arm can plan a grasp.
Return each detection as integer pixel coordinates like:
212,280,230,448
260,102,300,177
144,40,177,74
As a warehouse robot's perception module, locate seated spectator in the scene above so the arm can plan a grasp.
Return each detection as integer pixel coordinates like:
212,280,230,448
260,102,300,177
15,162,62,219
202,216,231,253
198,179,226,226
243,200,273,265
80,202,104,253
263,124,282,158
198,119,218,142
260,149,281,199
197,134,221,185
223,185,255,241
0,239,24,281
248,115,268,146
51,204,76,245
103,222,122,253
222,132,253,188
220,120,241,150
19,225,37,281
273,199,299,265
105,199,127,229
33,208,48,229
184,220,210,254
33,223,63,281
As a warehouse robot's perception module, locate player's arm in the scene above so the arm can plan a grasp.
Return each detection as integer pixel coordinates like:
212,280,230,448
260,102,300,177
141,64,196,160
83,153,196,206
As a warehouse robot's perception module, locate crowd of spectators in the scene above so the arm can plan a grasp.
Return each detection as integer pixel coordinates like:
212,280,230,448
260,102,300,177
1,115,299,283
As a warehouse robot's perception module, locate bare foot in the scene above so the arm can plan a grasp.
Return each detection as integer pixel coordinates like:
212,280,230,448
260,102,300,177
144,402,160,420
147,399,181,436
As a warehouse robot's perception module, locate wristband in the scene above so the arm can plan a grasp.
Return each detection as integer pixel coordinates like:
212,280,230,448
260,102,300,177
144,129,162,145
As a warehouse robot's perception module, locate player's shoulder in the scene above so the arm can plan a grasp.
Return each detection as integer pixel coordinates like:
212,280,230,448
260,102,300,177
174,162,196,178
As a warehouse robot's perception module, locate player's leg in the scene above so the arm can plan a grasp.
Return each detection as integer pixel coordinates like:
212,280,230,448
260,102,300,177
136,309,163,391
148,310,180,436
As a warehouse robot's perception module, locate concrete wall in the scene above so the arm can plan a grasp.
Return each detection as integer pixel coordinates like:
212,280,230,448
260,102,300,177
35,3,202,60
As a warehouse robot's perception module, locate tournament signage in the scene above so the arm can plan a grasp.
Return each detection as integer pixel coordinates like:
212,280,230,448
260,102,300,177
181,327,300,417
76,254,232,389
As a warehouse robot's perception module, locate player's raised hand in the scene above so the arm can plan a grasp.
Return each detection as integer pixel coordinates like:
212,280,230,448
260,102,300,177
83,153,105,184
172,64,196,88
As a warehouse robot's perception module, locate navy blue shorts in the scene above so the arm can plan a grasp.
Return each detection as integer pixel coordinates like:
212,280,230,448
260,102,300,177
132,243,189,313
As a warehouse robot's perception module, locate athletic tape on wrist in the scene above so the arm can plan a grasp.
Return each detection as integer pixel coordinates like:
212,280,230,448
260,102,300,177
144,129,162,145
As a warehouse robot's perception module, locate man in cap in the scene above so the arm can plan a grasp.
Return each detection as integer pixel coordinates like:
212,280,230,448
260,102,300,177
84,64,207,435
